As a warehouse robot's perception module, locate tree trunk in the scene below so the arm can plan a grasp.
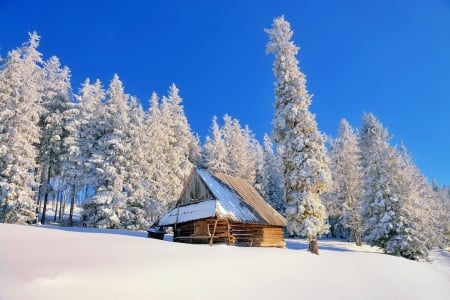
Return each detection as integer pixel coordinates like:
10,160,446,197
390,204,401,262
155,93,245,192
309,239,319,255
69,184,75,227
40,192,49,224
354,228,362,246
40,165,51,224
53,194,59,222
36,166,46,213
59,190,65,221
83,185,88,204
34,167,41,212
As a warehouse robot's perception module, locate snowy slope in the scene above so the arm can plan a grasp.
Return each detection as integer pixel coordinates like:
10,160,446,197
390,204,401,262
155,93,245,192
0,224,449,300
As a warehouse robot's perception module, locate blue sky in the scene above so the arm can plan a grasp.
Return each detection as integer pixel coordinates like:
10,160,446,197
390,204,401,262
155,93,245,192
1,0,449,185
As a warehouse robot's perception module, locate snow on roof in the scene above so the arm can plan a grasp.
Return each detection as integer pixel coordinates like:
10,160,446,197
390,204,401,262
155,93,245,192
158,200,216,226
213,172,287,226
197,169,263,223
157,169,286,226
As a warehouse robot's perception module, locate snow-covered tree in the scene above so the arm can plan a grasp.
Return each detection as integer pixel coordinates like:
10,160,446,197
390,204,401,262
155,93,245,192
259,134,285,214
203,116,231,174
59,96,81,226
203,114,262,183
121,96,150,230
142,86,196,221
82,74,129,228
246,125,264,186
359,113,428,260
37,56,72,224
188,133,202,167
398,145,449,249
266,16,330,254
76,78,106,198
143,92,169,220
0,32,43,224
161,84,194,199
222,115,248,178
222,115,260,182
326,119,363,244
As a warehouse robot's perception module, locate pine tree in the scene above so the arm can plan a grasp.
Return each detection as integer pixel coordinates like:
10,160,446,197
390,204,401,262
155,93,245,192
59,97,81,226
398,145,448,249
203,116,231,174
37,56,72,224
82,74,129,228
164,84,194,196
327,119,363,245
121,96,150,230
260,134,285,214
144,92,169,221
0,32,43,224
222,115,260,182
76,78,106,199
359,113,428,260
266,16,330,254
203,115,261,183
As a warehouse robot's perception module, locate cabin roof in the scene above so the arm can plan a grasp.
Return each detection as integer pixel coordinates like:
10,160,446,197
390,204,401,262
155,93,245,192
157,169,287,227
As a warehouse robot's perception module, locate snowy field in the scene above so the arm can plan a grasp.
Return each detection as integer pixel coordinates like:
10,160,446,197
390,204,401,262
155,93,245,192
1,224,449,300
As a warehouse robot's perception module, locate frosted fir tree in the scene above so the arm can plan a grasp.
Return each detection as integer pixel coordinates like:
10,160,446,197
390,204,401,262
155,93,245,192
260,134,285,214
222,114,246,178
266,16,330,254
76,78,106,198
359,113,428,260
37,56,72,224
245,125,264,186
158,84,194,202
398,145,448,249
59,96,81,226
203,115,262,183
143,92,169,216
222,115,260,182
142,87,196,221
82,74,129,228
188,133,202,167
327,119,363,244
0,33,43,224
121,97,150,230
203,116,231,175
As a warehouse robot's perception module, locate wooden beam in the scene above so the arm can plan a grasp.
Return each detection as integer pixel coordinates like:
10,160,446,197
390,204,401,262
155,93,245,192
209,218,219,246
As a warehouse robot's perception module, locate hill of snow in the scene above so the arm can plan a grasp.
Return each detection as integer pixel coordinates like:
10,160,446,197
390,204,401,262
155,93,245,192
0,224,449,300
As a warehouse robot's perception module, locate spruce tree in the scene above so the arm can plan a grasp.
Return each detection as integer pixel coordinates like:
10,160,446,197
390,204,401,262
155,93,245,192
0,33,43,224
260,134,285,214
203,116,231,174
163,84,194,199
121,97,150,230
359,113,427,260
328,119,363,244
82,74,129,228
266,16,330,254
76,78,106,199
38,56,72,224
144,92,169,221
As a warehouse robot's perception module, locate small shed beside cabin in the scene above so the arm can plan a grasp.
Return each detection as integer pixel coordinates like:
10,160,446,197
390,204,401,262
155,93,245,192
152,168,286,247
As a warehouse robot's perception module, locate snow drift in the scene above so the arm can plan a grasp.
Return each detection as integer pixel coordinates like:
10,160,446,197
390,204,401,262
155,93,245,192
0,224,448,300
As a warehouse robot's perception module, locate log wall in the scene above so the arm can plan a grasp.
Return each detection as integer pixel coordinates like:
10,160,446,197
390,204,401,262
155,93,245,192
174,218,285,248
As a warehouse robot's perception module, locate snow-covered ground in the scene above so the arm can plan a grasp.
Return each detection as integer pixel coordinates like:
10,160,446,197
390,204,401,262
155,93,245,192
1,224,449,300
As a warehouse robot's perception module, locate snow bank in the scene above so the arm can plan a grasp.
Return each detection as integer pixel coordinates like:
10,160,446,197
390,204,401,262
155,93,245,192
1,224,449,300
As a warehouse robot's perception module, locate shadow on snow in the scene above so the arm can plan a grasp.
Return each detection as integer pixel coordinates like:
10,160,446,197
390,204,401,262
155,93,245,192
34,224,148,239
285,238,353,253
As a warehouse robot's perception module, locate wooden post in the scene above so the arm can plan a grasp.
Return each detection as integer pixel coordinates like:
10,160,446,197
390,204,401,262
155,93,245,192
226,219,231,245
209,219,218,246
309,239,319,255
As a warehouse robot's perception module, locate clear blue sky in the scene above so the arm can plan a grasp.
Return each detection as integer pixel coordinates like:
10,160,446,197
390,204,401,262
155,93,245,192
1,0,449,185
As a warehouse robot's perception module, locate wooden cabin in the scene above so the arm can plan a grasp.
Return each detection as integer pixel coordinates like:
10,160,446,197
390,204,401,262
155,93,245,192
153,168,287,247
